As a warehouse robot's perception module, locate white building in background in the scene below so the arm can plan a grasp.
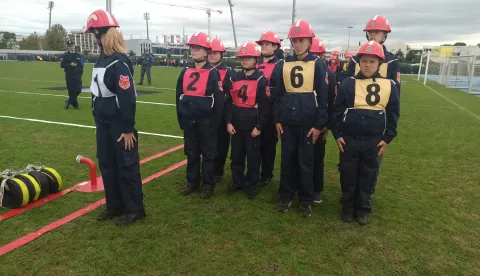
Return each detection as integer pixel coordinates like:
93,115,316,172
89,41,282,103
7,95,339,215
125,39,152,56
68,29,100,54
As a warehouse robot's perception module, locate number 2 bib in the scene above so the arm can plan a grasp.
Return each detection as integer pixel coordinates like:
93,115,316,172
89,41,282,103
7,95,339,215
182,68,211,97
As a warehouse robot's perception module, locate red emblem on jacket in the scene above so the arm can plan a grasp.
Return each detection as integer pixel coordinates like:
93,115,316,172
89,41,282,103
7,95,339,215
119,75,131,90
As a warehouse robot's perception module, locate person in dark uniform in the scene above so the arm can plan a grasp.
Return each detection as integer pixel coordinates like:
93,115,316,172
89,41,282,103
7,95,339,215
85,9,145,226
60,40,84,109
138,49,154,85
332,41,400,225
224,42,269,199
346,15,401,95
177,32,224,199
337,52,352,84
275,20,329,217
208,38,235,183
309,37,337,204
255,31,283,187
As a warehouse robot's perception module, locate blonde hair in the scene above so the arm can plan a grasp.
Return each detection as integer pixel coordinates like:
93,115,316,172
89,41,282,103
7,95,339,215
101,28,126,56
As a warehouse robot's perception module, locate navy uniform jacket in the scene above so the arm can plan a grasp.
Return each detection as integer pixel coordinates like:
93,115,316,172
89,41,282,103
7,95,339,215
326,67,337,128
331,73,400,144
337,60,351,84
274,53,329,130
215,63,236,92
176,62,224,132
91,52,137,134
224,69,270,131
60,51,84,76
346,45,401,95
257,56,283,117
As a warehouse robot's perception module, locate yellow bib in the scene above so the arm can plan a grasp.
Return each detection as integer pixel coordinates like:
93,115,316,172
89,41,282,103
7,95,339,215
354,78,391,110
283,60,315,93
355,63,388,78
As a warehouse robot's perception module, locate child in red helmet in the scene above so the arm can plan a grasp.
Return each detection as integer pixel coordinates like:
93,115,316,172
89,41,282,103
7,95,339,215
332,41,400,225
209,38,236,183
177,32,224,199
275,20,329,217
346,15,401,95
224,42,270,199
255,31,284,187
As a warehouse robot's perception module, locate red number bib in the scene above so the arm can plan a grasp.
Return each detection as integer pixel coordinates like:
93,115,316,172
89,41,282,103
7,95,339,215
256,63,276,84
218,69,227,82
231,80,258,108
182,68,211,97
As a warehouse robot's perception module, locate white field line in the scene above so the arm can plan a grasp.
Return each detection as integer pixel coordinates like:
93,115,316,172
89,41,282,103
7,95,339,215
0,89,176,106
413,78,480,121
0,115,183,139
0,77,176,90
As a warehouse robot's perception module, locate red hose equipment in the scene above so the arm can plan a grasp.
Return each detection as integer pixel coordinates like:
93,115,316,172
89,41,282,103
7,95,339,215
76,155,97,189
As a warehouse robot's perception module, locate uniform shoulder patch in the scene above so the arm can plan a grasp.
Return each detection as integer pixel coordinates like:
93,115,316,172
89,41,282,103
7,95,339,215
266,86,271,97
218,81,223,91
119,75,131,90
397,72,401,83
325,72,329,85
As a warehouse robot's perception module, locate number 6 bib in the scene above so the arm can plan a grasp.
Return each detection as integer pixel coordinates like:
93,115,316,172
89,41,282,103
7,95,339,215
282,61,315,93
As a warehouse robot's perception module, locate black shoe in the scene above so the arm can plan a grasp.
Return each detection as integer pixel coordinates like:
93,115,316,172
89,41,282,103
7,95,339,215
180,186,197,196
96,209,122,221
64,100,70,109
277,199,293,213
314,192,323,204
214,175,223,183
355,214,368,225
226,185,241,194
258,177,272,186
73,105,80,109
137,82,143,85
148,82,152,85
341,213,354,223
200,189,213,199
299,204,312,217
115,211,146,226
246,188,258,199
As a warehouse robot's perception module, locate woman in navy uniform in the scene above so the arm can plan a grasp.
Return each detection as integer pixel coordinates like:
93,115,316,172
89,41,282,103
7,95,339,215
332,41,400,225
176,32,224,199
224,42,270,199
255,31,283,187
85,9,145,225
209,38,235,183
274,20,329,217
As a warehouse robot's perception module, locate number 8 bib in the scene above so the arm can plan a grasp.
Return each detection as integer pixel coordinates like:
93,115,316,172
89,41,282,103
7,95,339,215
354,78,391,110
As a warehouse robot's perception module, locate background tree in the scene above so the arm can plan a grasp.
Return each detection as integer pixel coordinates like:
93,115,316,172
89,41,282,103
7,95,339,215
395,49,405,62
43,24,68,51
19,32,42,50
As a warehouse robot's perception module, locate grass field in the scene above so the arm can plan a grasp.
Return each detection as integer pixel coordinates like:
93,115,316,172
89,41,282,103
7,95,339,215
0,61,480,275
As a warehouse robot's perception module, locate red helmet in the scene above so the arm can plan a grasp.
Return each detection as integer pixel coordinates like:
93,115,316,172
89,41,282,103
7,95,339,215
310,37,326,54
364,15,391,33
237,42,260,57
345,52,353,59
330,55,337,60
288,20,315,39
358,41,385,60
256,31,281,45
332,50,340,56
186,32,211,49
85,9,120,33
210,38,226,52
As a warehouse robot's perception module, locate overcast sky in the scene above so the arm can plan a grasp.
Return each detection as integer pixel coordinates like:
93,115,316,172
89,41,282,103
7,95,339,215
2,0,480,49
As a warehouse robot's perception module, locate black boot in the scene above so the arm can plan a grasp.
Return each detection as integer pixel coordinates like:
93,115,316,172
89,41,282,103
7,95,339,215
96,209,122,221
64,100,70,109
180,185,197,196
355,214,368,225
200,189,214,199
115,211,146,226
